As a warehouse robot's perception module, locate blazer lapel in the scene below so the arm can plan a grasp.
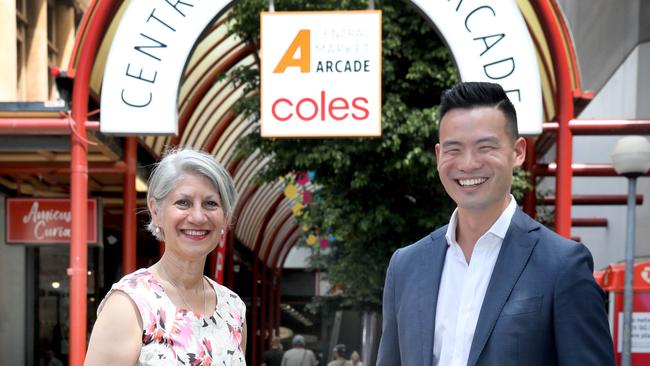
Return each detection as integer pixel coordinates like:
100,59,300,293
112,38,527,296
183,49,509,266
418,230,448,366
467,210,540,366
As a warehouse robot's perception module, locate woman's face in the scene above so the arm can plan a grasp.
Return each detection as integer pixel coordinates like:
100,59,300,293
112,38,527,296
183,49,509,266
151,174,225,261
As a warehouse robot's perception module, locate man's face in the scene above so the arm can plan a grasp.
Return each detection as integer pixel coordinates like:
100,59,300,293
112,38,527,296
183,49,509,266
435,107,526,216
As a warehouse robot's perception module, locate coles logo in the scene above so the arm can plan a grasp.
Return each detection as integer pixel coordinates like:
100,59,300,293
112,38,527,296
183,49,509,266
261,11,382,137
271,29,369,123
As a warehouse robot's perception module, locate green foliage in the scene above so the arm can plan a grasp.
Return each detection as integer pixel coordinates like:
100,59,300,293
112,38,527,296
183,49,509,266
229,0,529,310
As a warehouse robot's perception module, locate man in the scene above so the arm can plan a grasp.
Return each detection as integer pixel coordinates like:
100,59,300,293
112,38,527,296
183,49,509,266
261,339,284,366
281,335,317,366
376,82,614,366
327,344,351,366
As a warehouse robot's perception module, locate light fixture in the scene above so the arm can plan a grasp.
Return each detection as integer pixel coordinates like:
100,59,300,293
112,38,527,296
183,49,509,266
611,135,650,366
612,136,650,176
51,281,61,289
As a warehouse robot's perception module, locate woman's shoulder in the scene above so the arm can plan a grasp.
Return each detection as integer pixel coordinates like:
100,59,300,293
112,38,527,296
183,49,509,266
99,268,164,316
113,268,159,291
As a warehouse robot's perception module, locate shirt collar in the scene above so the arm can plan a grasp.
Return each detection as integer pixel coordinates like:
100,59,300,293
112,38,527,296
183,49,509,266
445,194,518,246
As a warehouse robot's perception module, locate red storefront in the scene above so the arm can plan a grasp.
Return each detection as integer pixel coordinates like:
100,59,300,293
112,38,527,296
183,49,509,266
602,262,650,366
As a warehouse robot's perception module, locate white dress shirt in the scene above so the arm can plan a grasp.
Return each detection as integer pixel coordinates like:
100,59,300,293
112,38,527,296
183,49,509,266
433,195,517,366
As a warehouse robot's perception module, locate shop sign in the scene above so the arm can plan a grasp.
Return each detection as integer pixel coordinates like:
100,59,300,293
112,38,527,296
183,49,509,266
260,11,382,137
100,0,232,135
409,0,542,135
618,312,650,353
6,198,98,244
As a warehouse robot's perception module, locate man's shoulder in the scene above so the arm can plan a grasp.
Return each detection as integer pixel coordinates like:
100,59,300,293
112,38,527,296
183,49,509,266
513,210,591,264
396,226,447,256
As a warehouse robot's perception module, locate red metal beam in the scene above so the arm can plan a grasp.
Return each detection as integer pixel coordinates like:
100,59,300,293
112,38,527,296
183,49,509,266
572,218,608,227
542,195,643,205
68,1,123,365
203,112,237,152
543,120,650,135
176,44,254,145
0,118,99,134
533,163,650,177
262,212,293,267
531,0,575,238
0,162,127,174
122,137,137,274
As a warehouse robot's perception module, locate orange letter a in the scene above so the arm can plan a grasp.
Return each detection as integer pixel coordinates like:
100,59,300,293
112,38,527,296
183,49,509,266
273,29,310,73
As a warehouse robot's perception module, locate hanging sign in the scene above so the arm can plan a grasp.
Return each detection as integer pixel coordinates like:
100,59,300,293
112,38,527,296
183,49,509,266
260,11,382,138
100,0,231,135
6,198,98,244
410,0,543,135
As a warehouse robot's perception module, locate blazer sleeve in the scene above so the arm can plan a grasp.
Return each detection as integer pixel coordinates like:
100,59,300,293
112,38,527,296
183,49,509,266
553,243,615,365
376,249,402,366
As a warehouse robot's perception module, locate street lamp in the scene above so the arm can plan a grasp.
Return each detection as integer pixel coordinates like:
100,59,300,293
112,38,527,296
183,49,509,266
611,135,650,366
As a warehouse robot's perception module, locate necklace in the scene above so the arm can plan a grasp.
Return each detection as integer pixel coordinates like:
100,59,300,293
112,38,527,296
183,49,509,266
159,263,207,315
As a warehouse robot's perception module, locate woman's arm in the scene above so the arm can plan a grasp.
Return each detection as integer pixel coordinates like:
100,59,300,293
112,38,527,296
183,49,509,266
240,321,247,353
84,291,142,365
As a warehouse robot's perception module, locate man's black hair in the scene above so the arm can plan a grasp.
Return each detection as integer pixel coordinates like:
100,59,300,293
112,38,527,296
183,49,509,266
438,81,519,141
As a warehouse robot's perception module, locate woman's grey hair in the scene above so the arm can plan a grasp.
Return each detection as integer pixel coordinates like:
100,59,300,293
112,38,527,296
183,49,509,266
146,148,238,241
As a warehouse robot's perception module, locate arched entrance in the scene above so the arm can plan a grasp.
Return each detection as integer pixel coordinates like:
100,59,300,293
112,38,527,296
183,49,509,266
54,1,598,365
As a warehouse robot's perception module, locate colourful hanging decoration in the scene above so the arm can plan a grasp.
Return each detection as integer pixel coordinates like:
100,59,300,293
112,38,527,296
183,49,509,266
282,170,337,248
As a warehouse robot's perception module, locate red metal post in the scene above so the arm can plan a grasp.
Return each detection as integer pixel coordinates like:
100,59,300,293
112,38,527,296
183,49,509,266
260,211,292,347
69,109,88,366
523,137,537,218
226,229,235,289
268,227,299,337
269,269,276,340
274,273,281,336
68,1,122,365
251,194,284,366
275,269,283,336
532,0,575,238
122,137,137,274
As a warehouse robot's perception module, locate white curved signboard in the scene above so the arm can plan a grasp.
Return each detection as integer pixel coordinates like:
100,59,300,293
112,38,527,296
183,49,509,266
410,0,542,135
101,0,231,135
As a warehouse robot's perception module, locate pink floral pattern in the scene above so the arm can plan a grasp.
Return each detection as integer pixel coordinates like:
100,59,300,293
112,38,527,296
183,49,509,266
99,268,246,365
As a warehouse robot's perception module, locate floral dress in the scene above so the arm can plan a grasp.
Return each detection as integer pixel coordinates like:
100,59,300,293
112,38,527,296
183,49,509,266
98,268,246,365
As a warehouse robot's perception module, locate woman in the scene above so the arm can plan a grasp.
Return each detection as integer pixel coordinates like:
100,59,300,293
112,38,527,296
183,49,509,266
350,351,363,366
85,148,246,365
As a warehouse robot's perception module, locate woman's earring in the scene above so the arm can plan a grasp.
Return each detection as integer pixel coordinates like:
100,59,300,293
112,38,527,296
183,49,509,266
155,226,161,235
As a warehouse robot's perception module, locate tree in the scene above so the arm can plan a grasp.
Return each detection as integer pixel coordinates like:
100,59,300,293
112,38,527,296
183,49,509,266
229,0,528,310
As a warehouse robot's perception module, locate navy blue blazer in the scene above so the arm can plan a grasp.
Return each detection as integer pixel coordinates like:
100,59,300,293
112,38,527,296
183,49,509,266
376,208,614,366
